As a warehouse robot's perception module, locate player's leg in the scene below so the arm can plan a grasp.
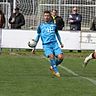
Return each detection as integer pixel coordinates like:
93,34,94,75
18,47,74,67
56,53,64,66
84,50,96,67
49,54,59,73
53,42,64,66
43,44,60,77
49,42,64,78
49,54,61,78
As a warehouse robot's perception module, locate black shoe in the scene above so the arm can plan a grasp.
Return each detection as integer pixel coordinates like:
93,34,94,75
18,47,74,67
69,50,73,52
78,50,81,52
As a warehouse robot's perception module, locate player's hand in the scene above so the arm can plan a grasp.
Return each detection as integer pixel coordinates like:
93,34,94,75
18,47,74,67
61,44,64,48
32,48,35,54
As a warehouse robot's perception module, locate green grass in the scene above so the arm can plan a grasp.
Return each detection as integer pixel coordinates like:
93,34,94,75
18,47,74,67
0,50,96,96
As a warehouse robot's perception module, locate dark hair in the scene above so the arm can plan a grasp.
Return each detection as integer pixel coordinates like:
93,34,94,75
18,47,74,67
52,9,58,13
44,10,51,15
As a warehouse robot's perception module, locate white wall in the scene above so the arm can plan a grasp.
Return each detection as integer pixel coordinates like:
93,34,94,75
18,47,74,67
1,29,96,50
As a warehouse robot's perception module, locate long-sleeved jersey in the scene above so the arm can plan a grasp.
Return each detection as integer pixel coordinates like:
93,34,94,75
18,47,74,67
35,21,62,45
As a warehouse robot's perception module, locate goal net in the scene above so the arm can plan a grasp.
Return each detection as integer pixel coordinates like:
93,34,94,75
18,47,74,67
15,0,39,29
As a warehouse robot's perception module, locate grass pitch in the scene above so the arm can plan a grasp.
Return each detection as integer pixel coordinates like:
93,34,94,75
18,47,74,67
0,50,96,96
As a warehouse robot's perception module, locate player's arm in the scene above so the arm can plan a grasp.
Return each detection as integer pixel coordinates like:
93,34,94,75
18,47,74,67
32,25,41,53
34,25,41,45
55,29,64,48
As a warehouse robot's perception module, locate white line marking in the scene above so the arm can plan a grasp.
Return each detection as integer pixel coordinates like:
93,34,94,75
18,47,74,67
59,65,79,76
59,65,96,86
42,56,96,86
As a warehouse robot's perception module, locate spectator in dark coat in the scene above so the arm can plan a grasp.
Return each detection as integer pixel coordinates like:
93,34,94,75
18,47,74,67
0,9,5,28
51,9,64,30
68,7,82,52
9,7,25,29
9,7,25,53
68,7,82,31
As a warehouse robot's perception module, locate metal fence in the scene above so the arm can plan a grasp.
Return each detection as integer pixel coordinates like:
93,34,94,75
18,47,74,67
0,2,11,28
1,0,96,30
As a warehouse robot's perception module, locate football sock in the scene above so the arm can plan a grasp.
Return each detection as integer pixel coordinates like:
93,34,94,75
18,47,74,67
50,59,58,73
87,53,93,60
55,59,63,66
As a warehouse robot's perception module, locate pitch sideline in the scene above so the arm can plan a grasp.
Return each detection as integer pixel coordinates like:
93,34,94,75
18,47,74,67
59,65,96,86
42,56,96,86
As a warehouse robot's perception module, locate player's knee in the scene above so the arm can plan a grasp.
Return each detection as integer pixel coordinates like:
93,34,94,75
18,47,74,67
58,54,64,60
93,52,96,58
49,54,54,59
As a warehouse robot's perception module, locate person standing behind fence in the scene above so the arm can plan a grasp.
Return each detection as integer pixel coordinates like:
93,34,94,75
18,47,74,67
68,7,82,31
9,7,25,53
0,9,5,28
51,9,64,30
68,7,82,52
0,9,5,54
9,7,25,29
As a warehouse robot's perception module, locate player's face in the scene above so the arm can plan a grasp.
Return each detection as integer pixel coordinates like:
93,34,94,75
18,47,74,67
44,13,51,22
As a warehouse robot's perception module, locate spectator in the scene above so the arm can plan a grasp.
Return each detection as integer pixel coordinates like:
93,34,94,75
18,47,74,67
90,16,96,31
68,7,82,31
51,9,64,30
0,9,5,28
9,7,25,53
9,7,25,29
68,7,82,52
0,9,5,54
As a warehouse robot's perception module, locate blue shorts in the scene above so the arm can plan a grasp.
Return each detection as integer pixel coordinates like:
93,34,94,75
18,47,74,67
43,42,63,57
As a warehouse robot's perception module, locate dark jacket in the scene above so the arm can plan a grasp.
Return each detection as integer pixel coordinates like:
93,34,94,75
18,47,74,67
68,13,82,31
90,17,96,31
52,16,64,30
9,13,25,29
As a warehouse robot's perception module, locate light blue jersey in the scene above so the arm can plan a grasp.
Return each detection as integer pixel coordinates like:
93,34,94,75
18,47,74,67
35,21,63,57
35,21,62,45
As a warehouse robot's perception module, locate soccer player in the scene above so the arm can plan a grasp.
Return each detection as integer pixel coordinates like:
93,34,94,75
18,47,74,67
32,10,64,78
83,50,96,67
